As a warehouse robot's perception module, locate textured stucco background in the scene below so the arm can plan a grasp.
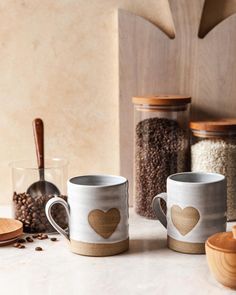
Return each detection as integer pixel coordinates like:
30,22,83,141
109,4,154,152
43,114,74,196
0,0,173,204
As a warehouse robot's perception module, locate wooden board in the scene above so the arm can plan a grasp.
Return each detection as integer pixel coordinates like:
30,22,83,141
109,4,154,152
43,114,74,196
119,0,236,204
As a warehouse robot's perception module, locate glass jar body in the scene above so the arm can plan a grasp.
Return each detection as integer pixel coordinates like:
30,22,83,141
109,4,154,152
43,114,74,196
191,129,236,221
11,158,68,233
134,104,190,219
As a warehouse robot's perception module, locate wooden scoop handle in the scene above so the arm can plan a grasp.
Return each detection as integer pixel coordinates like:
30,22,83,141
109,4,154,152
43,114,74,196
233,225,236,239
33,118,44,173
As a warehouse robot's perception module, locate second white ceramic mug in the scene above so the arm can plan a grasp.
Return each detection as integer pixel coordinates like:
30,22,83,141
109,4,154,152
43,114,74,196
152,172,227,254
45,175,129,257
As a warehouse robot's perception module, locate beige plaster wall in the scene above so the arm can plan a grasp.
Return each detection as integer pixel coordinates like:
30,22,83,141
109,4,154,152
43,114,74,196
0,0,173,204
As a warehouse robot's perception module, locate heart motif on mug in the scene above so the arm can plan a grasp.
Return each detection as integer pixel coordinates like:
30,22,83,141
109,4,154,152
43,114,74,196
88,208,121,239
171,205,200,236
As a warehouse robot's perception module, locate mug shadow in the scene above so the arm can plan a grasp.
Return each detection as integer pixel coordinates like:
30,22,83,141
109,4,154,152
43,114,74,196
125,238,167,255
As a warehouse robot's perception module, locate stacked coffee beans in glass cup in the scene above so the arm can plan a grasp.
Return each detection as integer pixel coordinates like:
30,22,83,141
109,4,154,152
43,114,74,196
11,158,68,233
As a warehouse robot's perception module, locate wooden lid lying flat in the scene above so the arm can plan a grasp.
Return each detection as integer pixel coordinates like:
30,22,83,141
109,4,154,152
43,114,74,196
132,95,191,106
206,226,236,253
0,218,23,241
0,237,21,247
190,119,236,132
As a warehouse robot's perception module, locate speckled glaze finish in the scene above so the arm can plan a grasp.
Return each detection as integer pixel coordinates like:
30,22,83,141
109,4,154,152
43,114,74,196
152,172,227,253
46,175,129,256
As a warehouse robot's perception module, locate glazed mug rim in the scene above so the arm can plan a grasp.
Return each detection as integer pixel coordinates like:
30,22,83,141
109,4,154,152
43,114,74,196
68,174,128,188
168,172,225,185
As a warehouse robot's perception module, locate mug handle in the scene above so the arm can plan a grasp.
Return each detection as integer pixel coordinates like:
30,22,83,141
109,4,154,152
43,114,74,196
45,197,70,240
151,193,167,228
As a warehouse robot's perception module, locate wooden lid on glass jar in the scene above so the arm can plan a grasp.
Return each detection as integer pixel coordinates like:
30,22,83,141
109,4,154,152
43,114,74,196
206,226,236,253
190,119,236,132
132,95,191,106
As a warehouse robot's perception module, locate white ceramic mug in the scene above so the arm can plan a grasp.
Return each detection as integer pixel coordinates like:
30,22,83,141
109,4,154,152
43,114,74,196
152,172,227,254
45,175,129,256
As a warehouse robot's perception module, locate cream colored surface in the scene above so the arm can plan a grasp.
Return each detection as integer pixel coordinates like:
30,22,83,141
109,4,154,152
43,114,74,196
1,206,236,295
0,0,173,204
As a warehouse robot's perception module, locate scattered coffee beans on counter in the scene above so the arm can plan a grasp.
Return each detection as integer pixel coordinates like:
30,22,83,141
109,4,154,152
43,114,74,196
50,237,57,242
32,233,43,239
35,247,43,251
13,192,68,233
13,234,59,251
18,244,25,249
17,238,26,243
135,117,188,219
13,243,21,248
26,236,34,242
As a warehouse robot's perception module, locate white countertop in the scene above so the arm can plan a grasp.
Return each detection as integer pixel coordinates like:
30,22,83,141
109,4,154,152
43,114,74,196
0,206,235,295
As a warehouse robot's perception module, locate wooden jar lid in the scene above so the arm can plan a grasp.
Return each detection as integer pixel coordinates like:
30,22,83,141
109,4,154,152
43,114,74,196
190,119,236,132
206,226,236,253
0,218,23,242
132,95,191,106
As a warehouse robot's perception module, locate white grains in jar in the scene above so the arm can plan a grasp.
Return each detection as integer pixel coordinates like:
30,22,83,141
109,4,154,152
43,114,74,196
191,120,236,221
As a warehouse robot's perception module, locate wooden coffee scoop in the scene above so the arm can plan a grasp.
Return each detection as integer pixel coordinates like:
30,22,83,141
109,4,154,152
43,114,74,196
26,118,60,197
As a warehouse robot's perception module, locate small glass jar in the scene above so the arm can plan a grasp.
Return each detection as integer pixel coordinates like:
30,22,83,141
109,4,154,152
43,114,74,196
11,158,68,233
132,95,191,219
191,120,236,221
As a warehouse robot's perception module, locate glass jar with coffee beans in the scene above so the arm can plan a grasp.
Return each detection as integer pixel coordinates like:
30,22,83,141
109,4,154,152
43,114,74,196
132,95,191,219
11,158,68,233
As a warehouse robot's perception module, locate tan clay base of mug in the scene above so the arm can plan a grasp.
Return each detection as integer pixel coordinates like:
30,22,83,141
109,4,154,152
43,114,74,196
168,236,205,254
70,238,129,257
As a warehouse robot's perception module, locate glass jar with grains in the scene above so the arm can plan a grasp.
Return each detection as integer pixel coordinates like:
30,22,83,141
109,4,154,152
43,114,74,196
191,120,236,221
11,158,68,233
132,95,191,219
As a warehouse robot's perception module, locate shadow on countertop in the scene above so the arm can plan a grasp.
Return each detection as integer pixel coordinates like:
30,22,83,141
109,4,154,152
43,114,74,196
125,238,167,255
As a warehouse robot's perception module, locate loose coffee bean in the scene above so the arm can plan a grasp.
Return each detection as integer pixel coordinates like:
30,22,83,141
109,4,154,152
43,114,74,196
26,237,34,242
17,238,26,243
41,234,48,239
35,247,43,251
18,244,25,249
32,234,38,238
13,243,21,248
50,237,57,242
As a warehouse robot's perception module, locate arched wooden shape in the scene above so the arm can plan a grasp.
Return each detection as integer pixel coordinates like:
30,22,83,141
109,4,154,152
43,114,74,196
119,0,176,39
119,2,236,203
199,0,236,38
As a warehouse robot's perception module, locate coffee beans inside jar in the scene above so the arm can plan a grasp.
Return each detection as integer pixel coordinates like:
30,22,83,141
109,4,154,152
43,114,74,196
135,117,189,218
13,192,68,233
11,158,68,233
132,95,191,219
